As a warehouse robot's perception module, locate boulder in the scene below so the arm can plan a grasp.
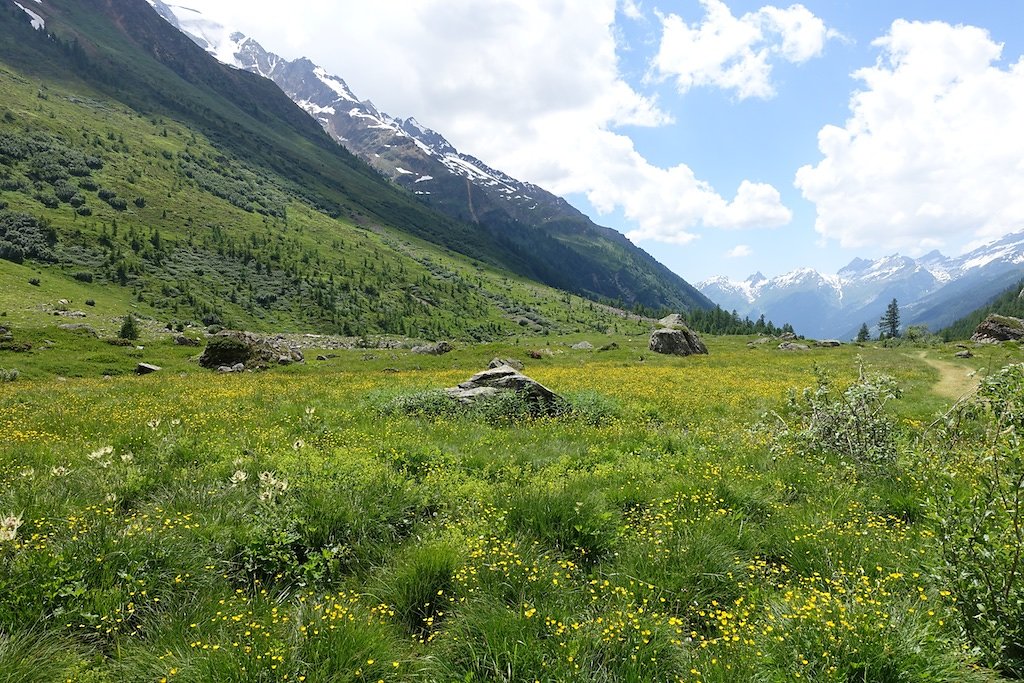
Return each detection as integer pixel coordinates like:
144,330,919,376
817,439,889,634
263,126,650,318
955,350,974,359
58,323,98,337
748,337,773,347
445,364,563,415
411,341,453,355
173,334,200,347
972,314,1024,343
488,357,524,371
778,342,810,351
597,342,619,352
198,330,303,369
135,363,161,375
571,341,594,350
780,332,797,341
816,339,842,348
649,327,708,356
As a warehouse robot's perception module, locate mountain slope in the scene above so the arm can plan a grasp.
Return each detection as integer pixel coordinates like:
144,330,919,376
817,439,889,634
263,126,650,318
698,233,1024,338
0,0,655,339
150,3,711,312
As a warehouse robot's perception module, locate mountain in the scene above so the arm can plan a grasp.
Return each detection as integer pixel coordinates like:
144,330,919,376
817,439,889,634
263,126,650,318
148,2,711,313
0,0,663,339
698,233,1024,338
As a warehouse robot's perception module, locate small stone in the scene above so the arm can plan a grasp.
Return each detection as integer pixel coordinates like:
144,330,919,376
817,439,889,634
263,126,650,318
571,341,594,350
778,342,810,351
316,355,328,361
136,363,161,375
231,362,245,372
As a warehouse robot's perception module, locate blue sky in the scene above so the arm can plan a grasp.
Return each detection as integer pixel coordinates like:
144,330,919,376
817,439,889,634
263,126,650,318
175,0,1024,283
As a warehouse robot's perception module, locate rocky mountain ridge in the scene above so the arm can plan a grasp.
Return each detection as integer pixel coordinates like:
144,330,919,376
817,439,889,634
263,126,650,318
699,232,1024,338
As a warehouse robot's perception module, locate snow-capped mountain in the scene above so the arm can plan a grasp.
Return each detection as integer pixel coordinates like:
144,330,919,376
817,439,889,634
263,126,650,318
145,1,712,311
698,232,1024,338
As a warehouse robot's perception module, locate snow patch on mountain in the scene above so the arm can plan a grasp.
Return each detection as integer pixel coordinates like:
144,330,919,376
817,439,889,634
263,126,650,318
12,1,44,30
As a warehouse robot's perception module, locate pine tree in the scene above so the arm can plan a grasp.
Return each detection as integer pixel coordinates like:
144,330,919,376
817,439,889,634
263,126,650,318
878,299,900,339
118,313,140,340
856,322,870,342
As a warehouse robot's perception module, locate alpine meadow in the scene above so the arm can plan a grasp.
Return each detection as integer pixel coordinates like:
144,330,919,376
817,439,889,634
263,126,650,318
4,1,1024,682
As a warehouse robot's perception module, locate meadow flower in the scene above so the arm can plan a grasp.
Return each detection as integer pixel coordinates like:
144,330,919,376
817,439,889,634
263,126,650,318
88,446,113,460
0,513,22,542
147,418,161,430
230,470,248,487
292,439,305,451
120,452,134,463
51,465,71,477
18,467,34,478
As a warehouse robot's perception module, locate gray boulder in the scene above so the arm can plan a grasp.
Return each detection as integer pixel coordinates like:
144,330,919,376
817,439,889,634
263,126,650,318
58,323,98,337
816,340,842,348
445,364,563,415
488,357,524,371
136,363,161,375
412,341,454,355
778,342,810,351
199,330,303,369
649,327,708,356
955,350,974,359
571,341,594,350
174,334,200,347
972,314,1024,343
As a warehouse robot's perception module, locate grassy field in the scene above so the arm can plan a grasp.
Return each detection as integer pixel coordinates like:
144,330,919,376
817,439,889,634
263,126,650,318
2,333,1023,681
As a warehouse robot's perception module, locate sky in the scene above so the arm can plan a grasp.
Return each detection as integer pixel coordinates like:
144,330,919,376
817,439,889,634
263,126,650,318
168,1,1024,283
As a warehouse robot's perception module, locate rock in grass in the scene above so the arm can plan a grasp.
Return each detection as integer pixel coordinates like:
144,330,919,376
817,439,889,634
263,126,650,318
815,340,842,347
597,342,618,352
445,364,562,415
173,334,200,347
778,342,810,351
412,341,453,355
955,350,974,359
199,330,303,369
58,323,98,337
488,357,524,370
972,314,1024,343
649,327,708,356
136,363,161,375
571,341,594,350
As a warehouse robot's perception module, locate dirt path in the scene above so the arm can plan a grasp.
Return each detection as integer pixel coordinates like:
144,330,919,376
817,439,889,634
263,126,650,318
916,351,978,399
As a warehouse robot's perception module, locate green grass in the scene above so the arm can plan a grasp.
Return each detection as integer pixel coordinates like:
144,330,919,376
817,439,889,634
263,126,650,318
1,333,1020,680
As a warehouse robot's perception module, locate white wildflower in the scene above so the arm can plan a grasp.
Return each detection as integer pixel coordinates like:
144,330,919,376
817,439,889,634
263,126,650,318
50,465,71,477
304,407,316,417
292,439,304,451
19,467,34,478
120,452,134,464
88,446,113,460
229,470,248,487
170,418,181,427
147,418,161,430
0,513,23,542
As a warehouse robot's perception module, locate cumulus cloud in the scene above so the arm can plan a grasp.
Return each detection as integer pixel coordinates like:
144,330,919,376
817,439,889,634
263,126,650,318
651,0,837,99
726,244,753,258
795,19,1024,251
177,0,792,243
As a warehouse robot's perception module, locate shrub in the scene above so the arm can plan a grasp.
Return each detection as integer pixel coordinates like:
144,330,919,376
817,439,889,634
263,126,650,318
936,363,1024,676
27,277,40,286
200,335,249,367
0,368,18,382
763,365,902,468
72,271,93,283
84,299,95,307
118,313,140,340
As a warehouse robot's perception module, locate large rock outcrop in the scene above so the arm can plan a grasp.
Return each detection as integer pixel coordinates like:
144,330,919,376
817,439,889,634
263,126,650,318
199,330,304,369
972,314,1024,343
445,364,562,415
649,326,708,356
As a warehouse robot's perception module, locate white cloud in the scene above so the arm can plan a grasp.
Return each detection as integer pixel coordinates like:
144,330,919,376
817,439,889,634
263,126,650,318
795,19,1024,251
173,0,792,244
727,244,753,258
651,0,837,99
621,0,644,21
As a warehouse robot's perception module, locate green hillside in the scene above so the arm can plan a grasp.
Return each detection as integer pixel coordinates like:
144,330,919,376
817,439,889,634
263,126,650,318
941,280,1024,340
0,2,672,341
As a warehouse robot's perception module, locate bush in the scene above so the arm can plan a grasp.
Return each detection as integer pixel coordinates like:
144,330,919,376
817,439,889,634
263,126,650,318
118,313,140,340
200,335,250,368
84,299,95,307
936,363,1024,676
0,368,19,382
72,272,93,283
763,365,902,468
27,277,39,286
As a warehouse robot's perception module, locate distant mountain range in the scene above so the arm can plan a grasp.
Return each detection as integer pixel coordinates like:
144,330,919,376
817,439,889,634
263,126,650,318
699,232,1024,338
148,1,711,313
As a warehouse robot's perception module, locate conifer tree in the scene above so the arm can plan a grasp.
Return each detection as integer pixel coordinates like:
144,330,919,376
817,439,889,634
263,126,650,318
878,299,900,339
